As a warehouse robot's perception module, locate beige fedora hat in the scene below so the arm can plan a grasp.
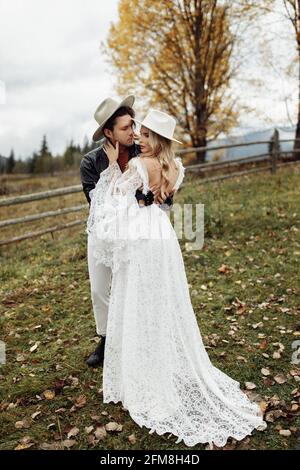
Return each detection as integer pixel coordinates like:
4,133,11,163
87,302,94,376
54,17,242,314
92,94,135,142
133,108,182,144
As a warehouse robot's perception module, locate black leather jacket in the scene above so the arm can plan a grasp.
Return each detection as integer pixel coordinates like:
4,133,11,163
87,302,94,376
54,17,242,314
79,142,173,207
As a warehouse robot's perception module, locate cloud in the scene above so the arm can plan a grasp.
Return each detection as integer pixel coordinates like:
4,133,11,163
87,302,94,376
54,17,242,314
0,0,297,158
0,0,119,157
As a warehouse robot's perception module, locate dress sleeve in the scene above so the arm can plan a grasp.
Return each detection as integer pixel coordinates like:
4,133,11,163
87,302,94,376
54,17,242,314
173,157,186,191
86,159,147,236
113,158,147,196
86,159,148,274
86,161,122,235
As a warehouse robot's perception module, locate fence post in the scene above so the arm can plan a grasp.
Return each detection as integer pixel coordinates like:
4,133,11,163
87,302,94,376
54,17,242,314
270,129,280,173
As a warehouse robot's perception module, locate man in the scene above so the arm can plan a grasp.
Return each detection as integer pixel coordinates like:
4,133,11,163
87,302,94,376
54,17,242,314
80,95,174,367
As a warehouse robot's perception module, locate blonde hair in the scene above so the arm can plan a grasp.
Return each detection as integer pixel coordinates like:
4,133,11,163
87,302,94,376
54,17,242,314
144,129,176,200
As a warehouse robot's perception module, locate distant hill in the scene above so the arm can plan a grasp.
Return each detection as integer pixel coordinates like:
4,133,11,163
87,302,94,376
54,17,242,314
206,125,296,162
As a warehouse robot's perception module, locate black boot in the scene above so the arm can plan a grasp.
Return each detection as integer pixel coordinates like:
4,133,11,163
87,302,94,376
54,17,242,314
86,335,106,367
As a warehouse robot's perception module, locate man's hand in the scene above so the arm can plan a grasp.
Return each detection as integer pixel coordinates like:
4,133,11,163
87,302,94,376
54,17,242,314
103,140,119,164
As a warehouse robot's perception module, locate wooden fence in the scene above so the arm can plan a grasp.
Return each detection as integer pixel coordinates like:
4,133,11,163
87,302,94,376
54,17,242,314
1,131,299,246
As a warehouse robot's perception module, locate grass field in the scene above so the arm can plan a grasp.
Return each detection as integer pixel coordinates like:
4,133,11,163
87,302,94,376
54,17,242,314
0,165,300,450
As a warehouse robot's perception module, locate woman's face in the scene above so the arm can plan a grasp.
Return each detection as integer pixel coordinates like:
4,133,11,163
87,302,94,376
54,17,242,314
139,126,153,154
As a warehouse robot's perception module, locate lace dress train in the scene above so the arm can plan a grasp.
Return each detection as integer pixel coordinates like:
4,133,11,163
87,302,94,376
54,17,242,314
87,158,267,447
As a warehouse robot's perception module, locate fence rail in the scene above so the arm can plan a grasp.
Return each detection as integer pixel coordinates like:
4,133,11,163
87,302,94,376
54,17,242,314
0,219,86,246
0,184,82,207
1,131,299,246
0,204,88,228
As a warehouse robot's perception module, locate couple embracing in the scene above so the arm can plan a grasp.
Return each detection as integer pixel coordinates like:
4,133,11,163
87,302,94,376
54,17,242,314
80,95,266,447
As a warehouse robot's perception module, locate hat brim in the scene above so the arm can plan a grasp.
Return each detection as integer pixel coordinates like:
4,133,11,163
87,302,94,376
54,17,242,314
92,95,135,142
133,118,183,144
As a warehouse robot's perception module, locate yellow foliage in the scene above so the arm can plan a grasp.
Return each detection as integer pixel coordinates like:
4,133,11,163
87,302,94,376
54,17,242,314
105,0,270,161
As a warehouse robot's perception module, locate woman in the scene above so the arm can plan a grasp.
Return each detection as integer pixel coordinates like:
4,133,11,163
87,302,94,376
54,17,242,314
87,108,267,447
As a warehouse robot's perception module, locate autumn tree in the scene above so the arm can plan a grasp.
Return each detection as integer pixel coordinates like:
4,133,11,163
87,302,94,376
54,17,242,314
106,0,272,162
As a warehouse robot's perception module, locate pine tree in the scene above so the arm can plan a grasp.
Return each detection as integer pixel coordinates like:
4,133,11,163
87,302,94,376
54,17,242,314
7,149,15,174
63,140,77,167
35,135,53,173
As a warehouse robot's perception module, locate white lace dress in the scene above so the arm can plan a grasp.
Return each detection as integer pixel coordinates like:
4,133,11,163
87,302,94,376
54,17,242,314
87,157,267,447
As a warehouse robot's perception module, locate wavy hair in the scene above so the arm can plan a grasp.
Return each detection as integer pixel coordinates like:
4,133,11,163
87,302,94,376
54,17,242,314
143,129,176,200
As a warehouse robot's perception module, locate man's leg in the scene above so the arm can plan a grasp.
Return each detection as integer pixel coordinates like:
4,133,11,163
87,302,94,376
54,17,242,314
86,235,112,366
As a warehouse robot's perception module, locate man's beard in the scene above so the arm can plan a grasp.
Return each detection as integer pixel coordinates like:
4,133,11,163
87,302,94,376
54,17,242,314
122,137,135,148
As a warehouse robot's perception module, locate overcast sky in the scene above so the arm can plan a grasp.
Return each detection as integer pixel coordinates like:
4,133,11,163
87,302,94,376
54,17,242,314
0,0,298,159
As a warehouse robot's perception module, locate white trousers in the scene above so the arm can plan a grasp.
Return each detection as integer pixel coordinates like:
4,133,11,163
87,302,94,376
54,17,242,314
87,234,112,336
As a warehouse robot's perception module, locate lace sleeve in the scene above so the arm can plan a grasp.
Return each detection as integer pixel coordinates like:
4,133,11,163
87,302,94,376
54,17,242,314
173,157,186,191
86,159,148,272
113,159,145,196
87,161,122,234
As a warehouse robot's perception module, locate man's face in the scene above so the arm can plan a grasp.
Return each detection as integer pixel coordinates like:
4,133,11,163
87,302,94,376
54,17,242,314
105,114,134,147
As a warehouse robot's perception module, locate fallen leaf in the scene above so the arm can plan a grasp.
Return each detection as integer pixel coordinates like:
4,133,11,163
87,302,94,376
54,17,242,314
85,426,94,434
235,298,246,315
218,264,230,274
15,419,31,429
67,427,79,438
259,340,268,350
279,430,291,437
39,442,63,450
30,343,38,353
62,439,76,448
87,434,97,446
54,379,66,391
14,436,35,450
273,351,281,359
16,354,25,362
274,374,287,384
43,390,55,400
265,412,275,423
14,442,34,450
90,415,101,421
105,422,123,432
259,401,268,413
263,377,275,387
261,368,271,376
257,424,267,432
128,433,136,444
75,395,86,408
245,382,256,390
94,426,107,440
55,408,66,414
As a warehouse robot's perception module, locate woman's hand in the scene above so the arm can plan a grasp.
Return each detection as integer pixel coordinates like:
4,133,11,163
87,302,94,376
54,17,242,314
103,139,119,165
150,185,175,204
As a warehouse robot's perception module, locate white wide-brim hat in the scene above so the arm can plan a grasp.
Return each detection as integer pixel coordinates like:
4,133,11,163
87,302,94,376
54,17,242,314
133,108,183,144
92,95,135,142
